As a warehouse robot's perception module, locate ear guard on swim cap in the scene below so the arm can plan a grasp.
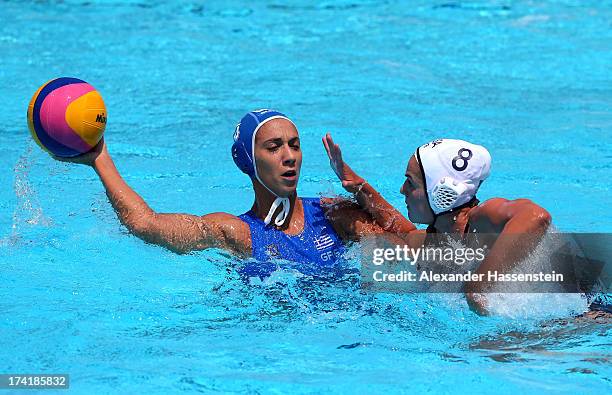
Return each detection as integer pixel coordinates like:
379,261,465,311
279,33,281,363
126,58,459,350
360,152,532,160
232,123,254,176
430,176,470,212
231,109,292,177
415,139,491,216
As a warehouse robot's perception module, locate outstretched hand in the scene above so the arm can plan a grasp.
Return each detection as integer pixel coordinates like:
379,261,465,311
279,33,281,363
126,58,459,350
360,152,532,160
52,137,107,167
322,133,366,193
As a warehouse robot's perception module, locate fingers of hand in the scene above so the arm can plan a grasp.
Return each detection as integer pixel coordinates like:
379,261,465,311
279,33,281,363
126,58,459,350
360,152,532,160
333,143,342,158
322,136,332,156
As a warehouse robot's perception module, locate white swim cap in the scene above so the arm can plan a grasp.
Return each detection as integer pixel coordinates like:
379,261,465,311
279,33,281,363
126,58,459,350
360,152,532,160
415,139,491,215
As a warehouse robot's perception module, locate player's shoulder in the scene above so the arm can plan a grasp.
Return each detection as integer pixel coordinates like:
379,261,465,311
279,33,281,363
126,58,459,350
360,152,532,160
202,212,247,227
470,197,549,225
472,198,508,212
319,196,366,224
476,197,545,212
200,212,251,254
465,198,510,231
320,196,360,211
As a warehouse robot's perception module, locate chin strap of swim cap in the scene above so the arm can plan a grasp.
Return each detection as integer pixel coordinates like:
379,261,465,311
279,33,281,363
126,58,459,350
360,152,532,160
232,109,296,227
415,147,437,222
263,196,291,226
415,138,491,223
254,155,291,226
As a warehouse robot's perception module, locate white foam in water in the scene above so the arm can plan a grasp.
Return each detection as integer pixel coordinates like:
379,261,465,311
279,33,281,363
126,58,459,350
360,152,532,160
485,228,590,318
485,293,588,319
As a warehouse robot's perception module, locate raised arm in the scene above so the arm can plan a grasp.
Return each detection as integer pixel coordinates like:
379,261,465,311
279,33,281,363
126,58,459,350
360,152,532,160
322,133,417,235
56,139,250,255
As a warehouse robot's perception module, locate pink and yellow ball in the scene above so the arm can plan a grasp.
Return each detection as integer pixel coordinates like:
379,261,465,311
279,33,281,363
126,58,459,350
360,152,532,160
27,77,107,157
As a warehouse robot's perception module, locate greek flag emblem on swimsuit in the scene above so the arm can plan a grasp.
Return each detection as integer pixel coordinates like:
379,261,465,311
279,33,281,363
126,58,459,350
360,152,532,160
313,234,335,251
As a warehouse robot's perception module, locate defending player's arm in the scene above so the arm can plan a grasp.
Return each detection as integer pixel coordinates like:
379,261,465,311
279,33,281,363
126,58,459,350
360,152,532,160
465,198,552,314
57,139,250,255
322,133,418,236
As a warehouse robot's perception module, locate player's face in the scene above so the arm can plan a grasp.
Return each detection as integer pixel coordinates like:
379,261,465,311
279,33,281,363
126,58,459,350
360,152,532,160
400,155,434,224
254,118,302,197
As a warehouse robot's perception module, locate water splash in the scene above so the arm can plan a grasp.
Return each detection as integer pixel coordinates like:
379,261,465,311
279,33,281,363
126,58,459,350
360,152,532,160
485,228,590,318
4,142,52,246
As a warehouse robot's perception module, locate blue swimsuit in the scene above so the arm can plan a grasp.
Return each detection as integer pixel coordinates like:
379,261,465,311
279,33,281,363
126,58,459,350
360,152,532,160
238,197,345,276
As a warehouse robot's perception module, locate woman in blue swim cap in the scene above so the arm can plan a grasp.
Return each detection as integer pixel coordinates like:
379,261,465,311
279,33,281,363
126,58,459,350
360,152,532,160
57,109,403,265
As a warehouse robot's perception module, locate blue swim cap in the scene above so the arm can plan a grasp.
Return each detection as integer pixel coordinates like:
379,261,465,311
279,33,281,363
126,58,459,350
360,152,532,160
231,109,293,177
231,109,296,226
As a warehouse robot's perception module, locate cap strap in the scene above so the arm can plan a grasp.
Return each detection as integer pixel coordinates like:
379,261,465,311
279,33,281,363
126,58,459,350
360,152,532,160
264,196,291,226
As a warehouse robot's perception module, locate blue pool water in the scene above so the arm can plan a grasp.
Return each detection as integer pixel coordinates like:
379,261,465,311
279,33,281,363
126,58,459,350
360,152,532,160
1,0,611,393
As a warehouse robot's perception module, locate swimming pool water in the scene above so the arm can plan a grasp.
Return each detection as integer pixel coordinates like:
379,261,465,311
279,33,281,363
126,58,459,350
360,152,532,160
1,1,611,393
